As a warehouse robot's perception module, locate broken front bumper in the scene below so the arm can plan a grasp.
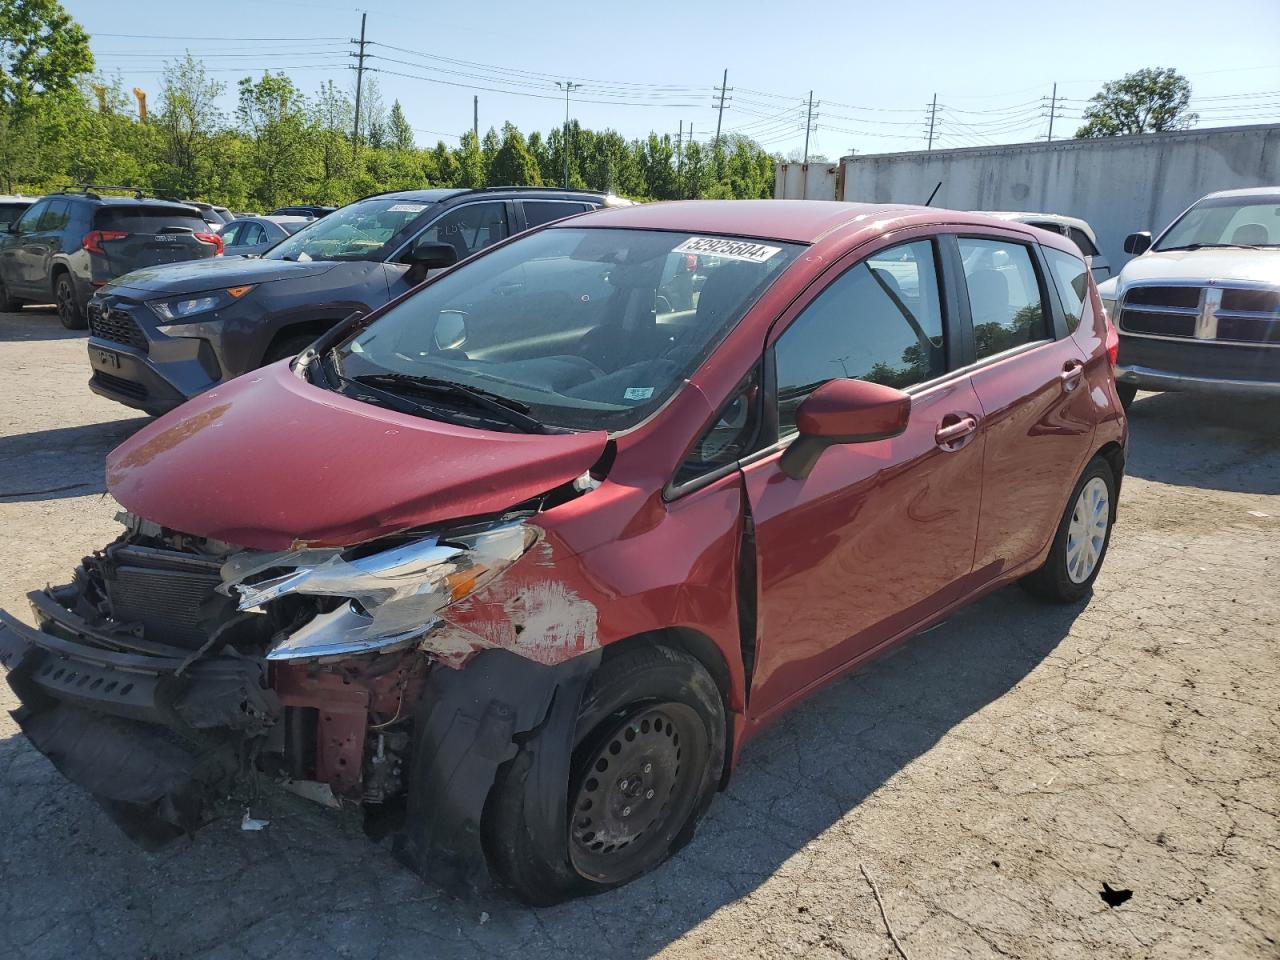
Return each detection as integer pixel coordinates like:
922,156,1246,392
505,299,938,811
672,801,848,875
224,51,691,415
0,596,279,847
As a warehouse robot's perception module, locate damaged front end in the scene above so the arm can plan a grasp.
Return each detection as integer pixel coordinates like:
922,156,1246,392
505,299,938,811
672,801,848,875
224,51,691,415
0,507,598,888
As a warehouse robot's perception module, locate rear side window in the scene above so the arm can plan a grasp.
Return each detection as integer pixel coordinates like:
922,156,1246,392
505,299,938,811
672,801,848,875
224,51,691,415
1043,247,1089,332
958,238,1049,360
94,206,208,233
1066,227,1099,257
523,200,591,229
241,223,266,245
37,200,71,231
775,239,946,435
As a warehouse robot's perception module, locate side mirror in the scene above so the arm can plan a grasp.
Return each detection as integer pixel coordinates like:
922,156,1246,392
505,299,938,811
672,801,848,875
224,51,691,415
780,379,911,481
1123,231,1152,255
434,310,467,352
406,236,459,271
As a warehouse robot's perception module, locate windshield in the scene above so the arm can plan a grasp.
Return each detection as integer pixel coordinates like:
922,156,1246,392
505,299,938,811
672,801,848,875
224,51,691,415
332,227,804,431
1155,197,1280,250
265,197,435,262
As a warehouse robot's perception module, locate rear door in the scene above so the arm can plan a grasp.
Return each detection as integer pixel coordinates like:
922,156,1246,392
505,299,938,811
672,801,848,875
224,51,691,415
954,231,1096,578
91,205,217,277
742,233,986,719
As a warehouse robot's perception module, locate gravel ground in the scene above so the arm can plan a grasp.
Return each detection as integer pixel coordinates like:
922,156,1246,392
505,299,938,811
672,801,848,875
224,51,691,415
1,307,1277,960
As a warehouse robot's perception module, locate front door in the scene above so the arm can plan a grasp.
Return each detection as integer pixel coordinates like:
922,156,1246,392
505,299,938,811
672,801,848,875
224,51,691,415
3,200,50,295
742,235,986,720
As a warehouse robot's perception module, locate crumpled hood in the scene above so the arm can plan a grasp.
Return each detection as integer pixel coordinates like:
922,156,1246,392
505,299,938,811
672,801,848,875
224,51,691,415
102,256,338,298
1116,248,1280,293
106,362,608,550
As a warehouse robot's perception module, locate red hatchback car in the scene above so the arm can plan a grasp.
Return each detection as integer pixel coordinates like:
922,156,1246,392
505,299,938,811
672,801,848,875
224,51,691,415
0,200,1126,903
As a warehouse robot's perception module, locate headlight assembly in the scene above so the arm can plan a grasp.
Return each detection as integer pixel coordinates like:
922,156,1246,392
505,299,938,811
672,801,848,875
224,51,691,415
219,519,536,661
149,285,255,323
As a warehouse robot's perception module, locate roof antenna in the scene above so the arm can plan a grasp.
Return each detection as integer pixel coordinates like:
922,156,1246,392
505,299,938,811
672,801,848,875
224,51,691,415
924,181,943,207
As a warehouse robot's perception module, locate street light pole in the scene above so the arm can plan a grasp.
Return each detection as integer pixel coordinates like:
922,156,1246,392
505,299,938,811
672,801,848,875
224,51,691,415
555,80,581,188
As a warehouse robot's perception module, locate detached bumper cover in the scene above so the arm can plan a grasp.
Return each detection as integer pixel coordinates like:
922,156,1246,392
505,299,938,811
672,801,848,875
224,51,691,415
0,603,278,847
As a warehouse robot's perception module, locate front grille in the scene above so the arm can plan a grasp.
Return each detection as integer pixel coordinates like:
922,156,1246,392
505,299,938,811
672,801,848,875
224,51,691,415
92,371,148,400
89,307,148,349
1118,284,1280,346
102,546,225,649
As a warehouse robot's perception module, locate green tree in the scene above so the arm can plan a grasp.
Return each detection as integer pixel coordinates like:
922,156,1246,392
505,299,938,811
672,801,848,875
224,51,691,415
455,130,486,188
0,0,93,109
489,122,541,185
152,54,225,199
310,79,353,201
1076,68,1197,138
388,99,414,150
237,71,315,209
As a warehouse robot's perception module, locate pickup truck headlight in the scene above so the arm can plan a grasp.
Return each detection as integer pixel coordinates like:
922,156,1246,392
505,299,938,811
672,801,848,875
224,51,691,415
149,285,255,322
220,519,536,661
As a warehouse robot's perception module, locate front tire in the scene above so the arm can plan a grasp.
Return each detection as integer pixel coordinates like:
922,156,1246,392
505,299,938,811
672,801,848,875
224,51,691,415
1022,456,1117,603
0,276,20,312
483,644,725,905
55,274,86,329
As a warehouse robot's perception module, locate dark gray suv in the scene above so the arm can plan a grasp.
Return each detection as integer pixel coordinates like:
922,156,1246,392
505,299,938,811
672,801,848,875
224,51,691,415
0,187,222,328
85,186,624,414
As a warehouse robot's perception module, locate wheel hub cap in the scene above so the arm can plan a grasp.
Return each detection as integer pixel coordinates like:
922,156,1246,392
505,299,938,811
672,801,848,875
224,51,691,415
1065,476,1109,584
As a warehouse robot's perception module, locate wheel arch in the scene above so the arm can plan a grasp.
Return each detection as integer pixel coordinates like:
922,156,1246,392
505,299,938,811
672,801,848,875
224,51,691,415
261,317,337,362
1095,440,1126,505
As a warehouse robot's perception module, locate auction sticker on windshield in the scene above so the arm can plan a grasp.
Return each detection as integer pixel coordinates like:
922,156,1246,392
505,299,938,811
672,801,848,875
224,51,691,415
672,237,782,263
387,203,428,213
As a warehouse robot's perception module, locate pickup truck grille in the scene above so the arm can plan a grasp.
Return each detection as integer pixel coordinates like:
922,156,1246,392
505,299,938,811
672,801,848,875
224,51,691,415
1118,284,1280,346
89,308,148,350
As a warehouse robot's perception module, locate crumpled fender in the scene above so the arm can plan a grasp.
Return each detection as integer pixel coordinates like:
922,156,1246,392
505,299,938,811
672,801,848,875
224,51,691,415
393,646,600,894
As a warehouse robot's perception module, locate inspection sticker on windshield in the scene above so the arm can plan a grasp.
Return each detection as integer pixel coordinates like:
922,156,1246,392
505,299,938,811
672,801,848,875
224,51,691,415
671,237,782,263
623,387,654,401
386,203,427,213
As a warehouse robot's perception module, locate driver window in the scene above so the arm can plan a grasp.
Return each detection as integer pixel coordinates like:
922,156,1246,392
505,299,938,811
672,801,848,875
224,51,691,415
12,202,46,235
428,203,509,261
774,239,946,436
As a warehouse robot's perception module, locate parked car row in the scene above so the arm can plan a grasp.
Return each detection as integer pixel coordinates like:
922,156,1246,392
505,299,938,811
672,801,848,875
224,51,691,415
0,193,1128,904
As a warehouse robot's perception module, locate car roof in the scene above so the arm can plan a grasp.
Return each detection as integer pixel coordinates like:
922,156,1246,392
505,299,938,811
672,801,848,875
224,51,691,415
563,199,1022,244
1201,186,1280,202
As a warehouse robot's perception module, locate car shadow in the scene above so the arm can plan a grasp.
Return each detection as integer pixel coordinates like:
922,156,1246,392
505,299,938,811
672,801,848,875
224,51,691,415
1124,391,1280,495
0,419,150,502
0,305,84,342
0,584,1082,958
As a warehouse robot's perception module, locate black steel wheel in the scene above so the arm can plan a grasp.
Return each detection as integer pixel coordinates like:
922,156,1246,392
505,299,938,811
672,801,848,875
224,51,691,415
55,274,86,329
568,701,708,883
482,644,725,905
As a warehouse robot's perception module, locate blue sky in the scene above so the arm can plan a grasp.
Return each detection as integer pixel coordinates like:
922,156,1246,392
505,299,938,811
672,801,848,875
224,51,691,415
63,0,1280,157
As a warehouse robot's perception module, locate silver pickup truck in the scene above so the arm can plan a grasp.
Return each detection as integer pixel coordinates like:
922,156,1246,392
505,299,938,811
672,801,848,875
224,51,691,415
1098,186,1280,407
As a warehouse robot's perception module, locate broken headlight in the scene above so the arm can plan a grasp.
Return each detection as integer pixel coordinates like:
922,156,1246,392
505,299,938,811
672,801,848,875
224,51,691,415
219,519,536,661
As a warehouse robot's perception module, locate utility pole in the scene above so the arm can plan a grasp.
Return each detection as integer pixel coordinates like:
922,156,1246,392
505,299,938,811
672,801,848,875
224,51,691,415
473,95,479,139
351,12,368,160
926,92,938,152
712,69,731,176
1047,82,1058,141
555,80,581,188
803,90,815,163
676,120,684,197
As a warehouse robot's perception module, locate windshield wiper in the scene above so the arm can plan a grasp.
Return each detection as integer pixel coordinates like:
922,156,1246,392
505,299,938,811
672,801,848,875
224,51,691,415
1159,242,1264,252
353,372,546,434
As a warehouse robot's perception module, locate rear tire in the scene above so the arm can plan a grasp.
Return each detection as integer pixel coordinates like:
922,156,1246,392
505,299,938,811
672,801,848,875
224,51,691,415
483,644,726,905
1021,456,1117,603
0,276,20,313
1116,382,1138,409
54,273,86,329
